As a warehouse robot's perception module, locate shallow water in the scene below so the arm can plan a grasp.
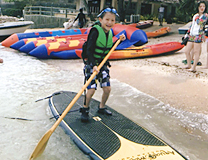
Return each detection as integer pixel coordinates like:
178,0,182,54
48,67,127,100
0,46,208,160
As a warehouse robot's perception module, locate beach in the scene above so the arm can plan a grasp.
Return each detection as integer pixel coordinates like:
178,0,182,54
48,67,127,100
27,21,208,115
108,21,208,115
113,22,208,115
1,21,208,160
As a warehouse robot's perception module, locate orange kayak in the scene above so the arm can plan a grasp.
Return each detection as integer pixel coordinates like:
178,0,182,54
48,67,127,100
75,42,184,60
108,41,183,59
128,20,153,29
146,27,171,38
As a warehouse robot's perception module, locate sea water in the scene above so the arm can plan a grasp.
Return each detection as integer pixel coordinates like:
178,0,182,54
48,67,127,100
0,46,208,160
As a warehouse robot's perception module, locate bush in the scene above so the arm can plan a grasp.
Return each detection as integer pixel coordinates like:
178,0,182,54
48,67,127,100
140,14,157,21
3,8,22,17
172,17,178,23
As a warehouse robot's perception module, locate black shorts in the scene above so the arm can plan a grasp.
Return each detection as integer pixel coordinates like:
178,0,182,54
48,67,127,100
83,65,110,90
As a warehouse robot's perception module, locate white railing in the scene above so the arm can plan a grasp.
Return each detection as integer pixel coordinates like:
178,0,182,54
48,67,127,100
130,14,140,23
24,6,78,18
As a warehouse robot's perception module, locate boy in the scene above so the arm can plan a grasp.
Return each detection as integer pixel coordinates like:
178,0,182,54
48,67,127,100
80,7,125,122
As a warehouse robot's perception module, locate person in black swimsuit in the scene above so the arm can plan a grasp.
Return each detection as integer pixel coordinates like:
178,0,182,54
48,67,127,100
73,8,86,28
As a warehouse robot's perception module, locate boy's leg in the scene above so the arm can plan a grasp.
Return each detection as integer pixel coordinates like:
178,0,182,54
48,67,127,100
84,88,95,108
99,86,111,109
98,86,112,115
80,89,95,122
81,64,97,122
97,67,112,115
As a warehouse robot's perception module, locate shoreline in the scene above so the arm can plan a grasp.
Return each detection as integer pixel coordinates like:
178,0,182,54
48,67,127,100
110,22,208,114
28,22,208,115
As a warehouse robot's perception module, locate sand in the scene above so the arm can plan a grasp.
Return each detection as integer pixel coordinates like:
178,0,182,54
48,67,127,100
26,21,208,115
110,21,208,115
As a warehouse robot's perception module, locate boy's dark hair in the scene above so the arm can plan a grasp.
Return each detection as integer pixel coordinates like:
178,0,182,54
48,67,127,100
97,7,119,18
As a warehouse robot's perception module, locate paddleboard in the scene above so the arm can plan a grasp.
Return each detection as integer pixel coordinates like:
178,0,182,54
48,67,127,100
49,91,188,160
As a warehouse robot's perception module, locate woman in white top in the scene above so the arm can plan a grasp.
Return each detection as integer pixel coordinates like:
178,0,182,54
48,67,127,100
184,1,208,72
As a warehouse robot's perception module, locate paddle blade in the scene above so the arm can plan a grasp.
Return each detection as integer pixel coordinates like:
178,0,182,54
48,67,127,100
29,130,53,160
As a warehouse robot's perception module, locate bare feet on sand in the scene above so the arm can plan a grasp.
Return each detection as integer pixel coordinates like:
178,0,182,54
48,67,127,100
188,69,196,73
0,58,3,63
183,66,191,69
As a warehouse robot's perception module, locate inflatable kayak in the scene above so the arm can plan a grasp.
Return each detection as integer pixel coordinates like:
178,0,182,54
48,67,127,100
29,39,86,59
4,24,148,59
75,42,184,60
18,35,88,54
146,27,171,38
128,20,154,29
10,34,88,51
1,28,88,47
2,24,148,49
49,91,188,160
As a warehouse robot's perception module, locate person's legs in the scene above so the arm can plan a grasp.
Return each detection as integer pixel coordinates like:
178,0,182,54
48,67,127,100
184,41,194,69
80,88,95,122
189,42,201,72
81,64,97,122
203,42,208,69
190,49,194,62
97,86,112,115
84,88,95,108
160,15,163,26
158,14,163,26
99,86,111,109
97,67,112,115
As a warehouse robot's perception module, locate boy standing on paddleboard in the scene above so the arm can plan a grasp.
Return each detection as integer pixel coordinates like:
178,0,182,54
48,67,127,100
80,7,125,122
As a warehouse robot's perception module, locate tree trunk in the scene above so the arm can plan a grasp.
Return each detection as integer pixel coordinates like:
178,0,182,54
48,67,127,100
117,0,125,22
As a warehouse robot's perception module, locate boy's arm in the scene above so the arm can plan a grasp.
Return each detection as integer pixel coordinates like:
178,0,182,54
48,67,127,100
86,28,98,67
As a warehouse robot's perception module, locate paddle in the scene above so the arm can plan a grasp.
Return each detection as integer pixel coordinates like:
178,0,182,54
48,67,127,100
29,37,122,160
35,91,63,102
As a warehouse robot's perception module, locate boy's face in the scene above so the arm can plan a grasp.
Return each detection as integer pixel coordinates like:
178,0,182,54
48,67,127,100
99,12,116,33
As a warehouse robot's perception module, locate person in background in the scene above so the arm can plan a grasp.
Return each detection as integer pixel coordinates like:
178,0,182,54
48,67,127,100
158,4,165,26
73,8,86,28
80,7,125,122
184,1,208,72
0,58,3,63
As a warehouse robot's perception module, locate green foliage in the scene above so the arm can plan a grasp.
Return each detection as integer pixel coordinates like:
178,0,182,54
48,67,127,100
3,8,22,17
140,14,157,21
175,0,196,23
172,17,178,23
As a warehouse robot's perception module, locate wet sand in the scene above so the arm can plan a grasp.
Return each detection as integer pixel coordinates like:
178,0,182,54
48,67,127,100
110,22,208,114
26,21,208,115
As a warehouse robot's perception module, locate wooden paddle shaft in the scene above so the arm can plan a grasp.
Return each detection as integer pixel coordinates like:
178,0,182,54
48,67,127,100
50,38,121,132
30,38,122,160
